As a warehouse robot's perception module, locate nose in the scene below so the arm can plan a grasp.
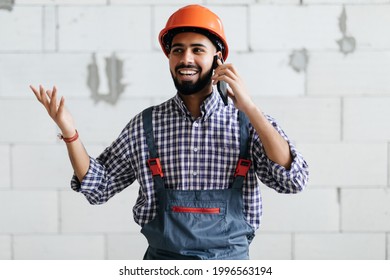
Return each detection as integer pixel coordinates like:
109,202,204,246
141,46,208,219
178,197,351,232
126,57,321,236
180,49,194,65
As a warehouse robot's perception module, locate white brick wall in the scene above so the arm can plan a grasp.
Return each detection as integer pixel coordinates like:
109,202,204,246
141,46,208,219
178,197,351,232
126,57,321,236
107,233,148,260
341,189,390,231
61,188,140,233
307,52,390,96
58,7,152,52
250,233,292,260
232,52,305,96
250,6,341,50
252,97,341,142
14,235,106,260
1,1,389,260
0,146,11,188
347,5,390,49
0,236,12,260
0,100,56,143
0,7,43,51
295,233,386,260
344,97,390,142
0,54,92,97
299,143,387,186
260,188,339,232
0,191,58,234
12,145,73,189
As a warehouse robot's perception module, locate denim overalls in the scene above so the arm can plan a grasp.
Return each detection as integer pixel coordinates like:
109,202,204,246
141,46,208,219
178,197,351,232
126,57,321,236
141,107,254,260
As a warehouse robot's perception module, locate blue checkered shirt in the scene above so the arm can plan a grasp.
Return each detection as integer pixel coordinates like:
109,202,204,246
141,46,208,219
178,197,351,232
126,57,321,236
71,90,309,230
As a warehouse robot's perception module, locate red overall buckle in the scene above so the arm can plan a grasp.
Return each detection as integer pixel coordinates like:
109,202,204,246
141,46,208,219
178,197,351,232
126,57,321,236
234,159,251,177
147,158,164,177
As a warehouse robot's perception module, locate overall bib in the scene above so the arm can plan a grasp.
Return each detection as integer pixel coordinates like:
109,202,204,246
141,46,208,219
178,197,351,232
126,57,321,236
141,107,254,260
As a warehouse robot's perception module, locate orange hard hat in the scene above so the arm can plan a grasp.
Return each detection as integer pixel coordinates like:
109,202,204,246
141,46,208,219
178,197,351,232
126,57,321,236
159,5,229,60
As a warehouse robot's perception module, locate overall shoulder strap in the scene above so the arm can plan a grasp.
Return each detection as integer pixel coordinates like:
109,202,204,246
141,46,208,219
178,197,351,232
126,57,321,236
142,106,158,159
232,111,251,189
142,106,165,189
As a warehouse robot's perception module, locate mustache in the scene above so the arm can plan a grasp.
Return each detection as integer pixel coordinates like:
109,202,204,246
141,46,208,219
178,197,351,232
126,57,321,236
175,64,201,72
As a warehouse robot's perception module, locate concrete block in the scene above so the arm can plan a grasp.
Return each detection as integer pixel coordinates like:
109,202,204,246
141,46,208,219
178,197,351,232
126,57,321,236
299,143,387,187
118,52,173,98
61,187,140,233
0,53,91,97
14,235,105,260
232,52,305,97
250,5,340,50
260,188,339,232
0,146,11,189
252,97,341,142
67,97,151,144
344,97,390,142
295,233,386,260
250,233,292,260
0,7,42,51
0,100,56,143
347,5,390,50
12,145,73,189
58,6,151,51
43,6,56,52
341,189,390,232
307,51,390,96
0,191,58,234
107,233,148,260
0,236,11,260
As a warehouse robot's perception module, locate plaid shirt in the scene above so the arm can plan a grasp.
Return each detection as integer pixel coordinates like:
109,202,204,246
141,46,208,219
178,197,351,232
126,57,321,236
71,90,309,230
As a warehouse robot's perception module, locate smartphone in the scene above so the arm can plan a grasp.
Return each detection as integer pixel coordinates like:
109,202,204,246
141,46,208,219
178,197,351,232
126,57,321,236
213,55,228,106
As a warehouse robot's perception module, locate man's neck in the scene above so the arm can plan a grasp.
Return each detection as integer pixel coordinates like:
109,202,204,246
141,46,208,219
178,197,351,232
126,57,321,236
178,88,213,119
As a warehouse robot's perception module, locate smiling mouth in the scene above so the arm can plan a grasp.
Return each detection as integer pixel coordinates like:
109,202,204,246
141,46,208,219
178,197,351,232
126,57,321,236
178,69,199,76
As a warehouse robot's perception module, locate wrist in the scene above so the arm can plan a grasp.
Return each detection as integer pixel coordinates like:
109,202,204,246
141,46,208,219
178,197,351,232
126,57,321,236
58,129,79,143
60,127,77,138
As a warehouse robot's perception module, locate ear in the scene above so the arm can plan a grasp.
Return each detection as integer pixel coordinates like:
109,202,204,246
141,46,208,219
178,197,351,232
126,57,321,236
216,51,223,61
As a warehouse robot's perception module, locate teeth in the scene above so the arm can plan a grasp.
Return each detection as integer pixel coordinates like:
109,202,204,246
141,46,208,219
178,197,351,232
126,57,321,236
178,70,197,75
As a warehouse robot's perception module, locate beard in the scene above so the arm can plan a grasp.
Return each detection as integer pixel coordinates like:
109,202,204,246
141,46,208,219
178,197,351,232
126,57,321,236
171,64,213,96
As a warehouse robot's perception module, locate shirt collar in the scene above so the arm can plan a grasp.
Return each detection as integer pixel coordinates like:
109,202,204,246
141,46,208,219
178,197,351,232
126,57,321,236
173,88,221,121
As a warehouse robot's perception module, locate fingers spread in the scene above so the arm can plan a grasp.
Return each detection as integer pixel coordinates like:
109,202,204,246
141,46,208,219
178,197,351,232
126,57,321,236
48,88,57,115
30,85,41,101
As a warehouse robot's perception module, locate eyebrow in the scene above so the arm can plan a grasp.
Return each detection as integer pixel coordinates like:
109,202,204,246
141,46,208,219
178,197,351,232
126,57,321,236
171,43,208,49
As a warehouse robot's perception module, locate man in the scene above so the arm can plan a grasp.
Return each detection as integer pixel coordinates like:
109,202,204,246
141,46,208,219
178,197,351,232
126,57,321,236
31,5,308,260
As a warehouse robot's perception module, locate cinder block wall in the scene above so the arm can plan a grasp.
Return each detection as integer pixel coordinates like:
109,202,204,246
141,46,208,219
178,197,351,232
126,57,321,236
1,0,389,260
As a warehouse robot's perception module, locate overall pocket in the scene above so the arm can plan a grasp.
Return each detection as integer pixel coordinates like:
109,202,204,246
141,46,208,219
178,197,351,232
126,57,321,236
164,200,228,250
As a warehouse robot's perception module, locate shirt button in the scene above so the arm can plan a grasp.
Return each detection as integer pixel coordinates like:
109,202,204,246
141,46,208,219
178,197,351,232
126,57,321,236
194,122,199,127
192,171,198,176
193,147,198,152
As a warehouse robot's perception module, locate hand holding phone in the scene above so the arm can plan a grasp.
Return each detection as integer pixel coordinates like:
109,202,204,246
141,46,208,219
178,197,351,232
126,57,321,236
213,55,228,106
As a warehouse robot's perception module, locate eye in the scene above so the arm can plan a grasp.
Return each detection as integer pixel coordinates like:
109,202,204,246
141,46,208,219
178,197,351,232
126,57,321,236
193,48,205,53
171,48,183,54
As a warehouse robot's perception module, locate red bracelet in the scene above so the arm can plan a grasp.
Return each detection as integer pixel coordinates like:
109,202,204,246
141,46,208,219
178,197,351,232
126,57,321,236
58,130,79,143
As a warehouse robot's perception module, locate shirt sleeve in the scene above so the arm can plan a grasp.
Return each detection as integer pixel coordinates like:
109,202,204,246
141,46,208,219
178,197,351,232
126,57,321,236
70,124,136,204
252,115,309,193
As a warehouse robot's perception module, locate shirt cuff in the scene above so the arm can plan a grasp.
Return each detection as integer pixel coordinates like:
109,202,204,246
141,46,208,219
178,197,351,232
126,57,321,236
266,143,309,193
70,157,105,193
